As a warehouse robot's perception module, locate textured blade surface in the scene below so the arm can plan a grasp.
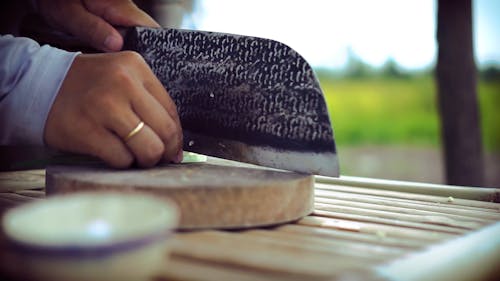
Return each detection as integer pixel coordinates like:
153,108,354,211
124,27,339,176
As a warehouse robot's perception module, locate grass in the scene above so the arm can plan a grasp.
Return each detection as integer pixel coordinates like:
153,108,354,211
478,79,500,150
318,75,500,151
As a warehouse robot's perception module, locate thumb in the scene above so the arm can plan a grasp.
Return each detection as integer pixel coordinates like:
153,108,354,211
86,1,160,28
65,3,124,52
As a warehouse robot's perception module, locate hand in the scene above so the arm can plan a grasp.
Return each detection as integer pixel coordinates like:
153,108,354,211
35,0,160,52
44,51,183,168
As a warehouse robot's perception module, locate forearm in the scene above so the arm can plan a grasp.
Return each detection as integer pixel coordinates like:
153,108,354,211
0,35,79,145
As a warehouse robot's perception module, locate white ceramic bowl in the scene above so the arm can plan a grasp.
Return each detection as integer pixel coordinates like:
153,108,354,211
2,192,178,281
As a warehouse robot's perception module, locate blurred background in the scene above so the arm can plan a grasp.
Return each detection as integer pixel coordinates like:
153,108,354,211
156,0,499,186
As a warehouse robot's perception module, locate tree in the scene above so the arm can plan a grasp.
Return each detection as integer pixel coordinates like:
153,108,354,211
345,47,372,78
436,0,484,186
380,58,409,79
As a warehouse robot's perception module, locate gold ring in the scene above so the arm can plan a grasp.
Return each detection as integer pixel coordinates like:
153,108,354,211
124,121,144,142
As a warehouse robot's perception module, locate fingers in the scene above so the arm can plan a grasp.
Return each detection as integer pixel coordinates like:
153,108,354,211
44,113,134,169
131,86,183,163
86,96,180,168
37,0,159,52
143,79,181,127
94,74,181,166
94,52,182,167
92,96,161,168
85,127,135,168
60,1,124,51
121,120,166,168
122,51,182,164
83,0,160,52
138,61,183,159
85,0,160,28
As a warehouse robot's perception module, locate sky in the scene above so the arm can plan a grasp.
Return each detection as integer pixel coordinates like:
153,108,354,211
182,0,500,70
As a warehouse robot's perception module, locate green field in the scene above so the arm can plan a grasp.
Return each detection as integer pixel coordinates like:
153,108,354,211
318,75,500,151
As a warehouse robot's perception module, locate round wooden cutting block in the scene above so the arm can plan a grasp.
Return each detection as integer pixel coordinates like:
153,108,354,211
45,162,314,229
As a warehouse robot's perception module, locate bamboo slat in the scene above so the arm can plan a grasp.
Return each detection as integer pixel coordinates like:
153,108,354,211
313,209,468,234
297,216,458,242
0,170,45,192
171,231,365,278
315,197,492,225
315,189,500,220
245,229,406,261
375,222,500,281
315,183,500,210
0,193,39,204
12,189,45,198
275,224,428,249
314,202,482,230
159,255,313,281
315,175,500,202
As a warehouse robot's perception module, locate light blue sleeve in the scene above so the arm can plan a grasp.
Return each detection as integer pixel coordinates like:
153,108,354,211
0,35,80,145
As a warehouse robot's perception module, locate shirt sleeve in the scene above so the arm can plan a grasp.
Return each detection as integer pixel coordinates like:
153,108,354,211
0,34,79,145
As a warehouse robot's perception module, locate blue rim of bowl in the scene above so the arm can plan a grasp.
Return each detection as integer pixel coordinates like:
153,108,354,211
6,227,173,259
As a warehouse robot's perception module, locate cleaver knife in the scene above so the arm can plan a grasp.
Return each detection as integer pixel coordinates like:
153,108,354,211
8,25,339,177
122,27,339,177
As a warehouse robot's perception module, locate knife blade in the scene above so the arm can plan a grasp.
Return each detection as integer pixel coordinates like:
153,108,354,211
122,27,339,176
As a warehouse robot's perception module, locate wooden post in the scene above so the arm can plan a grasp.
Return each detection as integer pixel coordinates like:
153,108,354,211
436,0,484,186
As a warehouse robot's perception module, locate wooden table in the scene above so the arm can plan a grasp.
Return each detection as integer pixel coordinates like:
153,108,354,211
1,169,499,281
